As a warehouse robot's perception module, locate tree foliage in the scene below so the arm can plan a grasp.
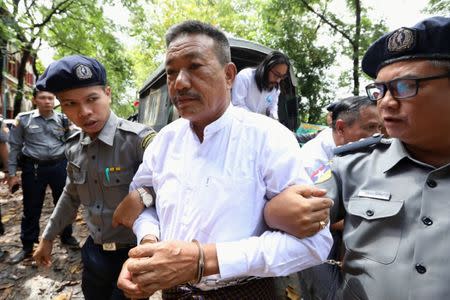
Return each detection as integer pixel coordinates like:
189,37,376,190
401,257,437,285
1,0,133,117
424,0,450,14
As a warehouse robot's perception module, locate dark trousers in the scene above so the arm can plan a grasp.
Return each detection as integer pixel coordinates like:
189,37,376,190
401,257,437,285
81,236,130,300
20,159,72,250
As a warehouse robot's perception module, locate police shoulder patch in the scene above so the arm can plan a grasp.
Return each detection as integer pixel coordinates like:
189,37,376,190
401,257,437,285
315,168,332,184
141,131,157,150
333,134,392,156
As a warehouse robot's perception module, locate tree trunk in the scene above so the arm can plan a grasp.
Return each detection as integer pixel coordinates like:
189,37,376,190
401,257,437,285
352,0,361,95
13,48,31,117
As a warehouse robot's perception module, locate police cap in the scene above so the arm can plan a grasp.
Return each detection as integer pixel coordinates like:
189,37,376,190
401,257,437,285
362,16,450,78
36,55,107,93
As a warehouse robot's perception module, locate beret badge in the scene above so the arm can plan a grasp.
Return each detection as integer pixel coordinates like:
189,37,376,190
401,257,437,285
75,64,93,80
387,28,415,53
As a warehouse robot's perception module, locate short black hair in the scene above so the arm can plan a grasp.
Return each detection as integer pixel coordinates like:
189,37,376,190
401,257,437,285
255,51,290,92
165,20,231,66
331,96,376,129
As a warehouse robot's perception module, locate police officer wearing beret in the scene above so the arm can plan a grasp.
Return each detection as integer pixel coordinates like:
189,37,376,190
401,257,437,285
265,16,450,299
7,89,78,264
32,55,156,300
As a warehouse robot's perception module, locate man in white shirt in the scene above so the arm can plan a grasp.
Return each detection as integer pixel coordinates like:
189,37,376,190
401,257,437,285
301,96,381,183
231,51,290,120
114,20,333,299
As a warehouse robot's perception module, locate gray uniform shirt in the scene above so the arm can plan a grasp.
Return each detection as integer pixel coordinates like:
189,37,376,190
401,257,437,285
42,112,155,245
8,110,69,176
319,138,450,300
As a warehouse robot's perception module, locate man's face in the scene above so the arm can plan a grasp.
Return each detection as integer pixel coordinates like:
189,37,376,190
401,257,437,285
342,105,382,144
165,34,236,129
376,60,450,147
33,91,55,114
57,85,111,138
268,63,288,89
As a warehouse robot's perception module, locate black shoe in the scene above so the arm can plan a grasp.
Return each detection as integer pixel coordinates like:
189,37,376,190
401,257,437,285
61,236,80,248
9,249,32,264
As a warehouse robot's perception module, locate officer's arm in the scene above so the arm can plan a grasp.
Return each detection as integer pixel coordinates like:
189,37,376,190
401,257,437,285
7,117,24,176
264,184,333,238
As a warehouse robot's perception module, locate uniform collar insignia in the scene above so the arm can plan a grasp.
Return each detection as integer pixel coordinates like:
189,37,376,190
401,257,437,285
75,64,93,80
387,27,415,53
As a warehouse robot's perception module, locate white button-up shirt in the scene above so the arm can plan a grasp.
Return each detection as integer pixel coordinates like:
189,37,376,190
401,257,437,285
299,127,336,182
131,105,332,280
231,68,280,119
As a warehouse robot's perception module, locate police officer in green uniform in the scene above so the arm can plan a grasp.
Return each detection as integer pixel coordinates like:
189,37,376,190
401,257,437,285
7,89,78,264
264,16,450,299
32,55,155,300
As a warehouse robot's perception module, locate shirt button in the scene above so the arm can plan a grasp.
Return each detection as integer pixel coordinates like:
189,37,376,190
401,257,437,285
426,179,437,188
91,155,96,160
366,209,374,217
415,264,426,274
94,179,98,184
97,228,101,232
422,217,433,226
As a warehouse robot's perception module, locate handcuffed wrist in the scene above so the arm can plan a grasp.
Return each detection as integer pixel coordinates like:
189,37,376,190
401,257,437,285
189,239,205,285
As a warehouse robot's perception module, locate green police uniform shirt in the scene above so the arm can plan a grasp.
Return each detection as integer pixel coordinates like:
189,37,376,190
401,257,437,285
318,138,450,300
42,112,156,245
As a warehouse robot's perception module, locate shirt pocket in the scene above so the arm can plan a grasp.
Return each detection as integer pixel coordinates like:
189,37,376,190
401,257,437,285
344,197,404,264
69,167,92,206
26,126,44,142
102,170,134,209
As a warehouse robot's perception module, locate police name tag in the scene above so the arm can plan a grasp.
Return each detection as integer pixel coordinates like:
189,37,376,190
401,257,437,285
358,190,391,201
102,242,117,251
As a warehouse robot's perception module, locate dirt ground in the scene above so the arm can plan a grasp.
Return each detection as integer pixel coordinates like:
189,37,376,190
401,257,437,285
0,177,86,300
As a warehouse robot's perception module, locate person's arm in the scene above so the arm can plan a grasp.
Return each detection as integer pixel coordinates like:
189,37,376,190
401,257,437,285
264,185,333,238
7,117,24,191
231,70,252,111
34,177,81,266
267,89,280,120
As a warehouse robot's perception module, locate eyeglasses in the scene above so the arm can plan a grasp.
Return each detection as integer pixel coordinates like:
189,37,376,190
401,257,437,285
270,69,288,80
365,72,450,101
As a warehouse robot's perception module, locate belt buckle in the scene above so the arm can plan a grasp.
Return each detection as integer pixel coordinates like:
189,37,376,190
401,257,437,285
102,242,117,251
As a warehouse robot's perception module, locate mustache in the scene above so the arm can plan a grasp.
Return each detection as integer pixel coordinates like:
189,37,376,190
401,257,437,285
171,90,201,103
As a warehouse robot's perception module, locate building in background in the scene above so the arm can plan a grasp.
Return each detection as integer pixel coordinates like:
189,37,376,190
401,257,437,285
1,42,35,118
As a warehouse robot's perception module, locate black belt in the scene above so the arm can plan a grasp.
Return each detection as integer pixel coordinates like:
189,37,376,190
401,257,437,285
23,155,66,166
94,242,136,251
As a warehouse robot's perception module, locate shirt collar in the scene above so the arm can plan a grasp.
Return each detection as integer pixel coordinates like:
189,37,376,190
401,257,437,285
97,111,117,146
31,109,57,121
200,103,233,139
80,111,117,147
380,138,439,172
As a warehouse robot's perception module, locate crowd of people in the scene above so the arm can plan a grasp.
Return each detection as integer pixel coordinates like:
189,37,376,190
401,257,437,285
0,15,448,300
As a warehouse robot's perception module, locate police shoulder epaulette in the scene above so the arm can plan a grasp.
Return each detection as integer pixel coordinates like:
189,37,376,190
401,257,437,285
333,134,392,156
16,110,34,119
117,119,148,134
66,130,81,141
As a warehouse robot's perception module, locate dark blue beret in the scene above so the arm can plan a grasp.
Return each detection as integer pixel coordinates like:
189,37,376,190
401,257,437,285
36,55,107,93
362,16,450,78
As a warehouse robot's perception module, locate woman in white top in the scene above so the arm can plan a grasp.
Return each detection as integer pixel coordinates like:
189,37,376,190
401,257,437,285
231,51,290,120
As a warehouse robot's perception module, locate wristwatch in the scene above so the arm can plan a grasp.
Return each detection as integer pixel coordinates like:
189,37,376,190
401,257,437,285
136,187,154,207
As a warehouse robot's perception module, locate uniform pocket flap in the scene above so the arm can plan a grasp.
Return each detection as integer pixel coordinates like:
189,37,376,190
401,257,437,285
348,197,403,220
70,169,87,184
